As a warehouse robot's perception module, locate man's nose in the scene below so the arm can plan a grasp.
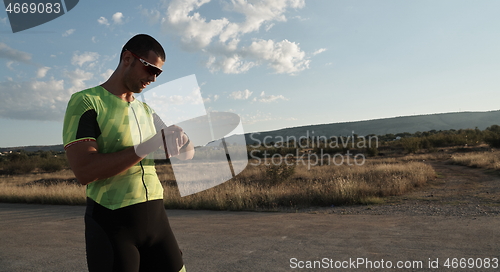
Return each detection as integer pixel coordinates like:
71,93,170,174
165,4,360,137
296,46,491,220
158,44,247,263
148,74,157,82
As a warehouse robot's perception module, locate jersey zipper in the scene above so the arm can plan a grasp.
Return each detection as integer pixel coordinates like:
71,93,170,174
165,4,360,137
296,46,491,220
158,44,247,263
129,101,149,201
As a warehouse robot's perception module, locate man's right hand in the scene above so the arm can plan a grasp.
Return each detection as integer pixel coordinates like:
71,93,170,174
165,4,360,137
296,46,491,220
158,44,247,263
135,125,187,158
161,125,187,157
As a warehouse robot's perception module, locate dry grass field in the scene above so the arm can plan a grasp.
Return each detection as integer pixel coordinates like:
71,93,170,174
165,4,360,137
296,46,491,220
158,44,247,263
0,154,439,210
2,147,499,210
159,158,435,210
3,126,500,210
0,169,85,205
450,151,500,169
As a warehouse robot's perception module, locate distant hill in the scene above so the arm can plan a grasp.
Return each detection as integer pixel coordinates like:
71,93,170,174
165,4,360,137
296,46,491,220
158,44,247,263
242,110,500,145
2,110,500,151
0,144,64,153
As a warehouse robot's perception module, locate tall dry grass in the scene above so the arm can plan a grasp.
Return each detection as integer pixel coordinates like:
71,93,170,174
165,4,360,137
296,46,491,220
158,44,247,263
450,151,500,169
0,169,86,205
0,158,436,210
159,159,435,210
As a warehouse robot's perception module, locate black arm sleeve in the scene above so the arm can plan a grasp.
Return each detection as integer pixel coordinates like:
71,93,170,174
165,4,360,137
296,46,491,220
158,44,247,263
76,109,102,140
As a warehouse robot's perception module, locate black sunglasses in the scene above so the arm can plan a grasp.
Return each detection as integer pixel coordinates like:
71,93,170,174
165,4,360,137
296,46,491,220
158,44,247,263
127,50,163,77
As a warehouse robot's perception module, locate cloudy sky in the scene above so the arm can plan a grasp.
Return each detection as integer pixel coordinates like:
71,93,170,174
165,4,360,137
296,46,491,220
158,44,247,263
1,0,499,147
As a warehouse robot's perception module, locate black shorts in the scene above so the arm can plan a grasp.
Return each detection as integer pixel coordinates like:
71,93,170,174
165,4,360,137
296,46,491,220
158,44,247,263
85,198,185,272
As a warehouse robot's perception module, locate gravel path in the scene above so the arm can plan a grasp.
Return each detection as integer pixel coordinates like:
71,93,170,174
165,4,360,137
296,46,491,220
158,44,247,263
1,161,499,271
302,161,500,217
5,159,499,218
2,203,499,272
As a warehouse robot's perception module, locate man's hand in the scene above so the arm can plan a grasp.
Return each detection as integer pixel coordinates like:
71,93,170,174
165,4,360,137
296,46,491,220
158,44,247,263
161,125,186,157
135,125,189,158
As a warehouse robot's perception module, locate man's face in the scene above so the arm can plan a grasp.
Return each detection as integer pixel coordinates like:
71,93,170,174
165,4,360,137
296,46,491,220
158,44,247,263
124,50,164,93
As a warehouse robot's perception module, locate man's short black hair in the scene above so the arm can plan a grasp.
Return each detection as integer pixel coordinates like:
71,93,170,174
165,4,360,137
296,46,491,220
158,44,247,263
120,34,166,62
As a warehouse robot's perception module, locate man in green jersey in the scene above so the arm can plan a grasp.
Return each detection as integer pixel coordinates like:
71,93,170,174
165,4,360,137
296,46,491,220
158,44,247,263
63,34,193,272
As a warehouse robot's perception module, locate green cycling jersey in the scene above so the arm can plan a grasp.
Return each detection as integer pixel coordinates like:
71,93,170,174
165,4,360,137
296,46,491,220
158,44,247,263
63,86,163,210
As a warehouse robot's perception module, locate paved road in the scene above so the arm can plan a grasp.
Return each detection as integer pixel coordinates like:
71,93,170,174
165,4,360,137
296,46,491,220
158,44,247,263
1,203,499,272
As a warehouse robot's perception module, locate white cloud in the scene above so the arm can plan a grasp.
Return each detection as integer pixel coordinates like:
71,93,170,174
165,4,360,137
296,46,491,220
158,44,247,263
215,0,305,43
97,16,109,26
62,29,76,37
184,89,204,105
6,61,15,70
0,42,32,64
65,68,94,94
36,67,50,78
244,39,309,74
264,23,274,32
206,54,255,74
150,89,204,106
98,12,126,27
71,52,99,67
0,79,68,120
206,39,309,74
291,15,309,21
157,0,309,74
139,5,161,25
91,36,98,43
0,62,98,120
0,17,7,25
312,48,327,56
100,69,114,81
241,110,297,125
112,12,124,24
163,0,229,50
253,91,288,103
229,89,253,100
203,93,220,103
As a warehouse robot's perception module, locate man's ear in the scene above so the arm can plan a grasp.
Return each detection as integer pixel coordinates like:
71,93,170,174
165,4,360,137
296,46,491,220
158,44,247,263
121,51,133,67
